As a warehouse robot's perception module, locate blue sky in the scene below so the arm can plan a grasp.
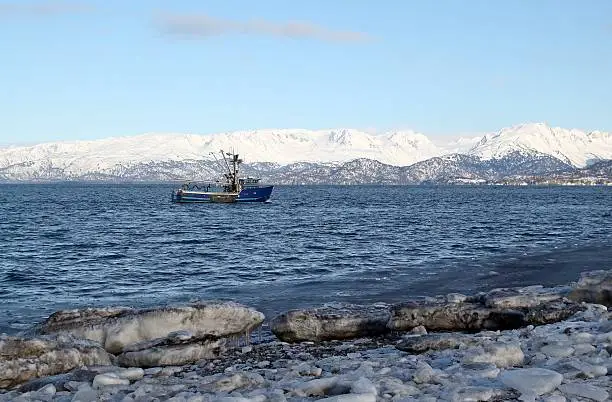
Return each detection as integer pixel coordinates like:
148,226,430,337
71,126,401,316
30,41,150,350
0,0,611,144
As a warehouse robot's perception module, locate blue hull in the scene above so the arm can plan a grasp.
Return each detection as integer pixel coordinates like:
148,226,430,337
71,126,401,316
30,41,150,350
172,186,274,203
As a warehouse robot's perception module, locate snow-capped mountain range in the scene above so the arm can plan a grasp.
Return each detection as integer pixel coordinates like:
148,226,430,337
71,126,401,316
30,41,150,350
0,123,610,182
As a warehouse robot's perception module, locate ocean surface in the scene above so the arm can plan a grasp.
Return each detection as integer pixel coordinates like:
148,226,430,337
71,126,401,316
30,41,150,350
0,184,611,335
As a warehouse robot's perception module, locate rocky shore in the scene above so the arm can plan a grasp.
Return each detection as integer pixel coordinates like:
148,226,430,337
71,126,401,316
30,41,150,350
1,270,611,402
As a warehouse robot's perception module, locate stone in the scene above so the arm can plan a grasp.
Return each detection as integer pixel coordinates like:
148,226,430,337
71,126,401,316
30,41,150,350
350,377,377,395
17,374,73,393
568,270,612,307
396,333,475,353
412,362,435,384
568,360,608,378
557,383,609,401
37,384,56,396
144,367,162,376
499,368,562,396
293,376,339,396
524,301,584,325
92,373,130,388
116,334,225,367
388,300,526,332
115,367,145,380
541,396,566,402
0,334,112,389
540,344,574,358
445,294,468,304
212,372,265,393
410,325,428,335
464,342,524,368
38,301,264,354
71,388,99,402
451,386,494,402
270,303,390,342
483,286,567,309
317,395,376,402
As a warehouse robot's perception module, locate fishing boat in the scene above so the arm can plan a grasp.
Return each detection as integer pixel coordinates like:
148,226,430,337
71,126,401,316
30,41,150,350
171,150,274,203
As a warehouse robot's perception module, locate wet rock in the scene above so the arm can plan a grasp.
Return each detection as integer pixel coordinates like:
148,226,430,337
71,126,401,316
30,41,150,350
388,300,526,332
568,270,612,307
0,334,112,389
38,301,264,354
116,334,225,367
396,333,476,353
524,301,585,325
270,303,390,342
483,286,568,309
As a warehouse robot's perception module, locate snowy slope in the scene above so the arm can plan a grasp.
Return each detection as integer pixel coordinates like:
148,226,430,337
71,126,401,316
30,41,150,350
0,129,455,177
468,123,612,168
0,123,610,181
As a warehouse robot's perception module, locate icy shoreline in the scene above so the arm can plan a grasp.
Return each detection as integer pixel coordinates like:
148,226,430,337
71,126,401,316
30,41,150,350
1,271,611,402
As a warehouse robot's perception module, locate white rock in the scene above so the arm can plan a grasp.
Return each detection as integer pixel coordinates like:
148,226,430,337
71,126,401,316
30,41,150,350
317,394,376,402
412,362,435,384
116,367,145,381
499,368,562,396
350,377,377,395
557,383,609,401
451,386,494,402
465,343,524,368
294,377,339,396
573,343,596,355
570,332,595,344
38,384,56,396
143,367,162,376
71,388,99,402
540,344,574,358
541,396,566,402
569,360,608,378
92,373,130,389
445,293,467,303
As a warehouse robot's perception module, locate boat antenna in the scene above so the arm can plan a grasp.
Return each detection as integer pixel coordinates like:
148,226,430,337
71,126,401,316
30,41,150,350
219,150,233,177
210,151,231,177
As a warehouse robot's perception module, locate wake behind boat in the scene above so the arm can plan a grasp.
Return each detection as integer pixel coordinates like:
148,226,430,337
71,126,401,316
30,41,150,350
171,151,274,203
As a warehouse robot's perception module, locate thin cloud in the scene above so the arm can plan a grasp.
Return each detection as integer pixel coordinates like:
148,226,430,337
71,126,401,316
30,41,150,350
0,2,94,16
157,13,372,43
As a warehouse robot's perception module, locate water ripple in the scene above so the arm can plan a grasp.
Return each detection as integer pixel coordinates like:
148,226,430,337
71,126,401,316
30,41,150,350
0,183,611,333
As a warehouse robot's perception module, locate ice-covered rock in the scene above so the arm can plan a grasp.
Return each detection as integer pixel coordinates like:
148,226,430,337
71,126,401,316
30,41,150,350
464,342,524,368
396,333,477,353
38,301,264,354
482,286,569,309
270,303,390,342
117,334,225,367
0,334,112,389
499,368,562,397
318,394,376,402
558,383,609,401
388,299,526,332
540,344,574,358
569,270,612,306
92,373,130,388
